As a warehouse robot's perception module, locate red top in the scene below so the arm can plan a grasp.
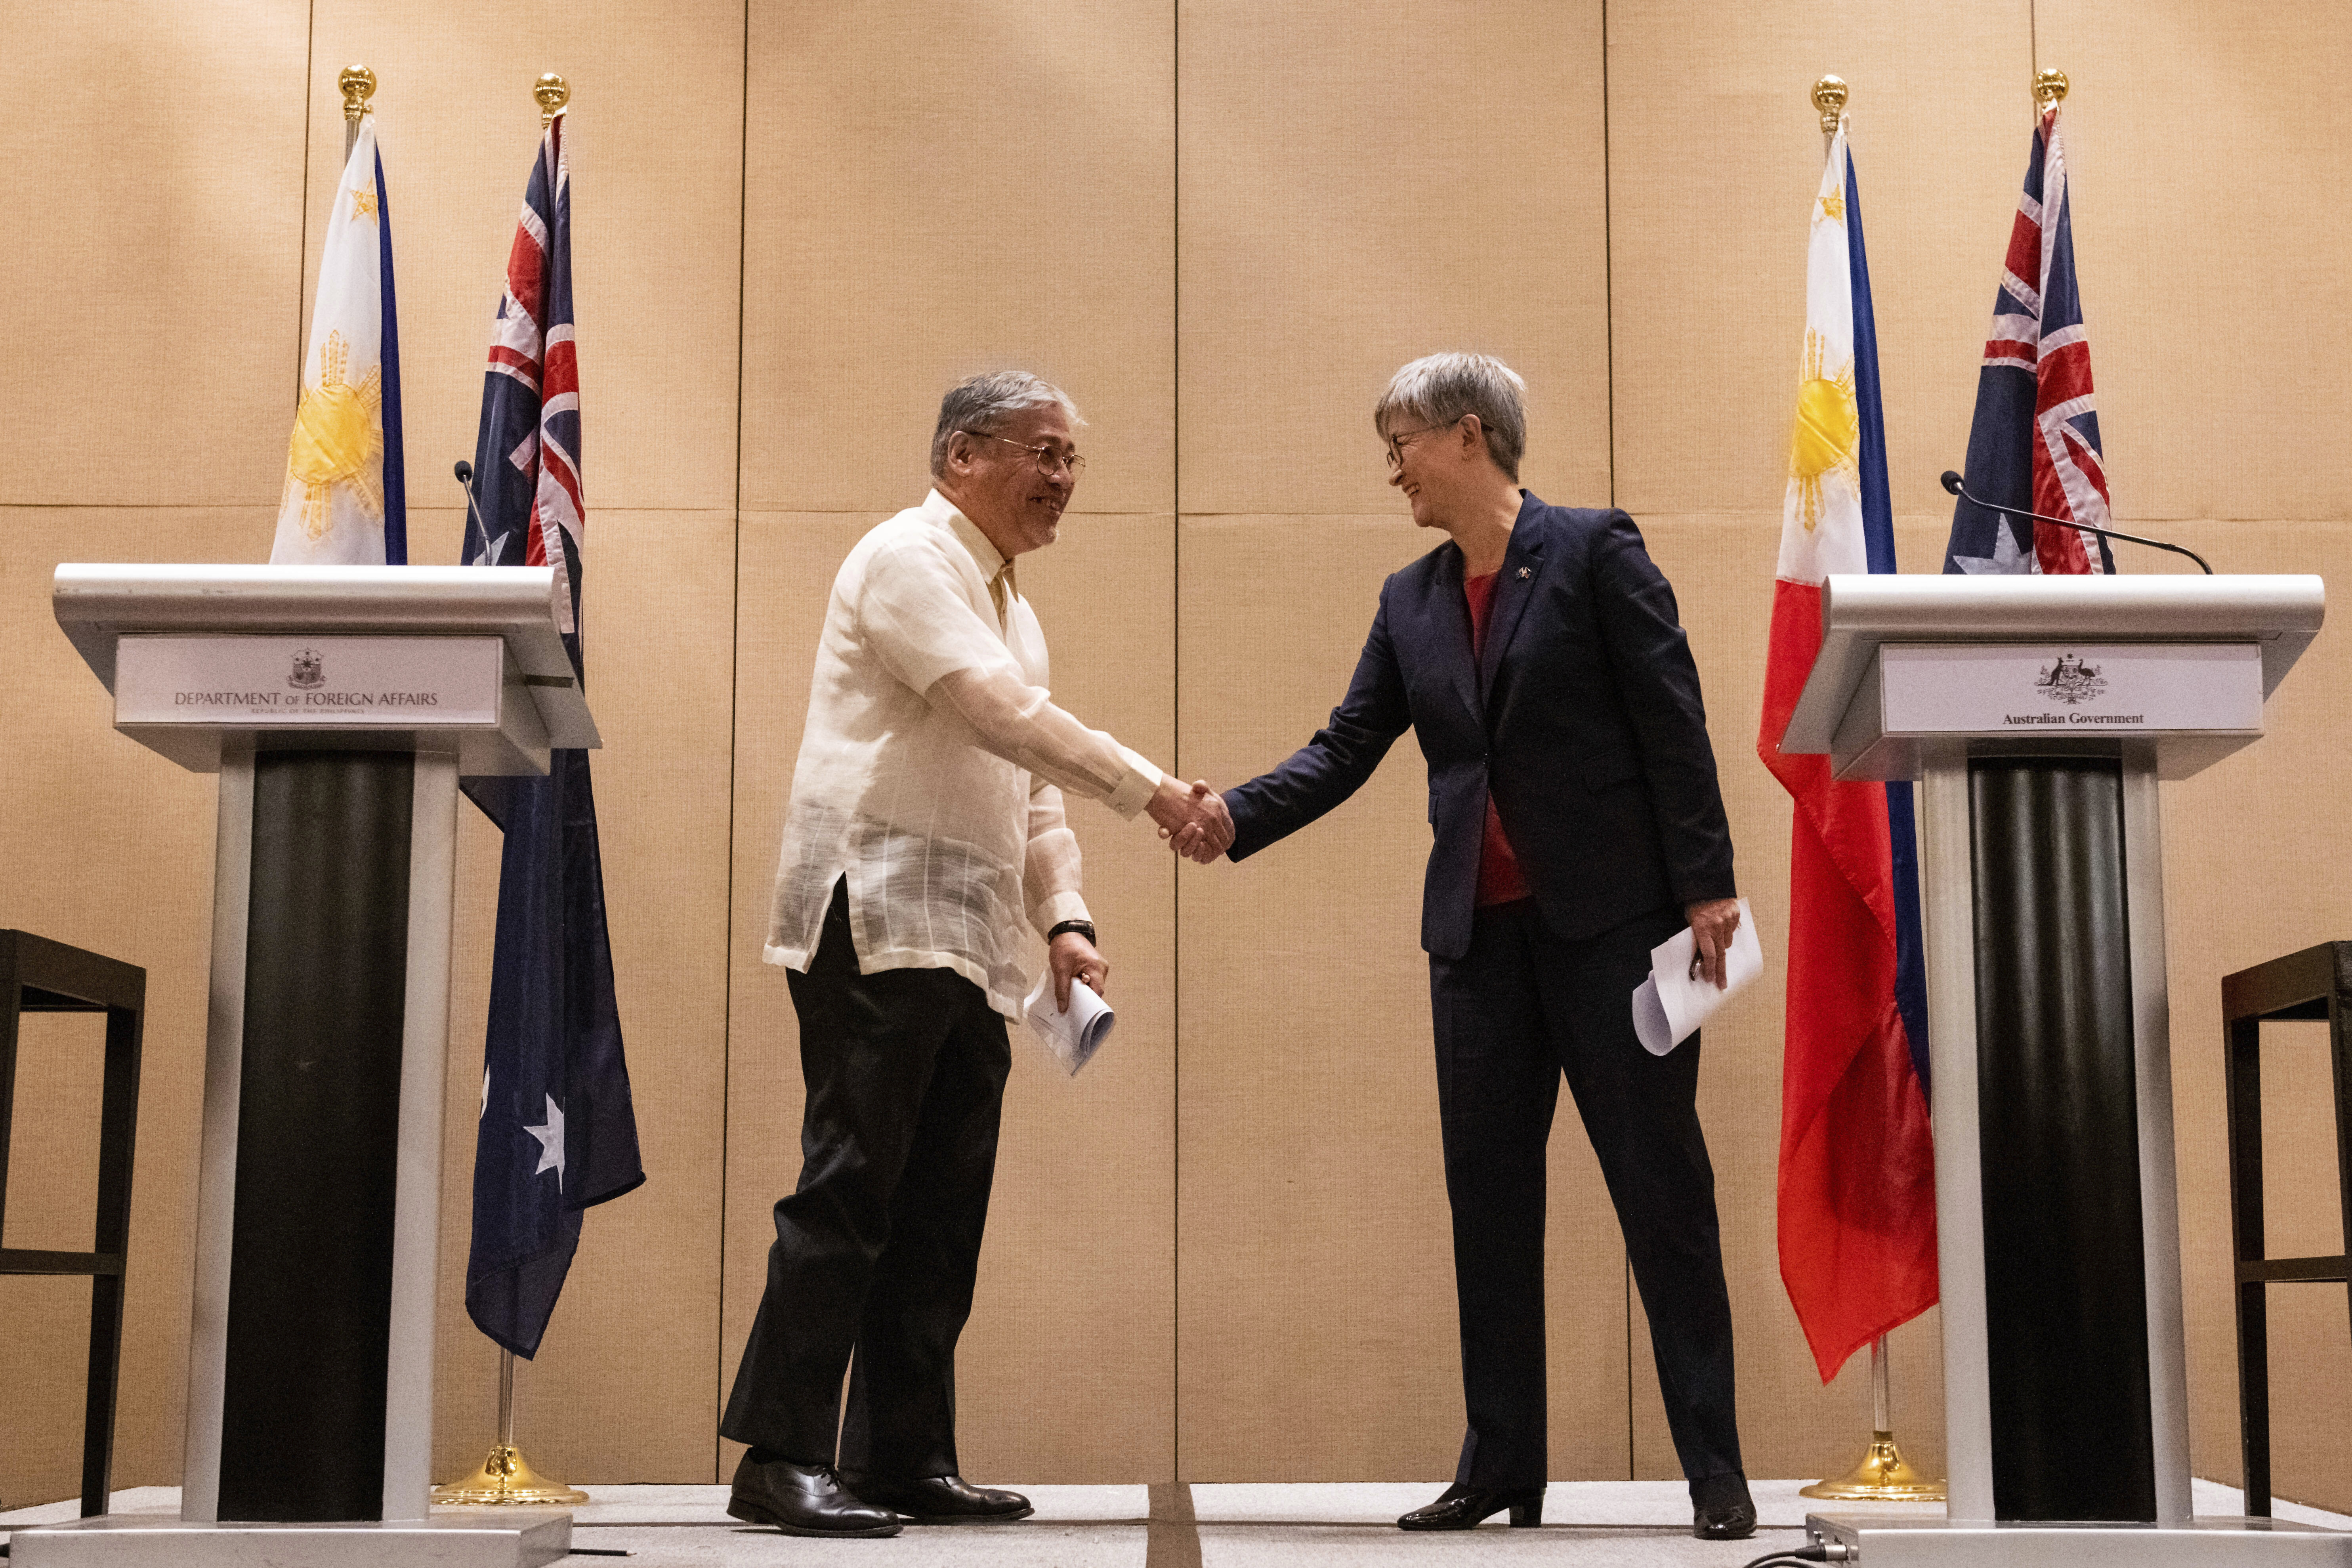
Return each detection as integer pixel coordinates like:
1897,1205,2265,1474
1462,571,1532,908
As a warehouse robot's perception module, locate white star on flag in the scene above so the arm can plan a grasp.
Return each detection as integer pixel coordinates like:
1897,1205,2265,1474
481,1064,491,1121
1953,516,2040,575
524,1094,567,1192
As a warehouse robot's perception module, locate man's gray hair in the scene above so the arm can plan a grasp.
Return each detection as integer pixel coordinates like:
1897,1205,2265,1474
1374,352,1528,482
930,371,1083,479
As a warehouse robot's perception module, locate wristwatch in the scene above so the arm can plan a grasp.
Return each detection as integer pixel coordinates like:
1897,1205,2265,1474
1046,919,1097,945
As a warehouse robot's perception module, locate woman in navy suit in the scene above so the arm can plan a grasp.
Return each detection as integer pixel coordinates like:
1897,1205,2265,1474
1184,354,1754,1542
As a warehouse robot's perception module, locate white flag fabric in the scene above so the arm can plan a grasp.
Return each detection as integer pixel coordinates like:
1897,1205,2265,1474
1777,119,1870,588
271,117,407,564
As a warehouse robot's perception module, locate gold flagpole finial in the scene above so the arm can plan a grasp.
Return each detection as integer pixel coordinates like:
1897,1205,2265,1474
2034,67,2069,112
535,73,571,127
339,65,376,123
1812,75,1848,136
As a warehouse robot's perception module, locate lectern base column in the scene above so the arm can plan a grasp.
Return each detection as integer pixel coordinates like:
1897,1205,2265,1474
181,747,458,1526
1919,749,2193,1527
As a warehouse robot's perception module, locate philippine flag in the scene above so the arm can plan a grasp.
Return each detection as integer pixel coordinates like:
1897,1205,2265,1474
1756,116,1939,1383
270,116,406,565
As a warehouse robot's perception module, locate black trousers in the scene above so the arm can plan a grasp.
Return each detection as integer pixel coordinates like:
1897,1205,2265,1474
1431,898,1742,1489
719,882,1011,1478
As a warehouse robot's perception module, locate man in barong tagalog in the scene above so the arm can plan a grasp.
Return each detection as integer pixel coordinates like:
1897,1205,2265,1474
722,371,1231,1539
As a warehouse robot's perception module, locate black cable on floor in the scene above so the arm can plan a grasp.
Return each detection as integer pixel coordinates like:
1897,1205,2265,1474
1741,1545,1843,1568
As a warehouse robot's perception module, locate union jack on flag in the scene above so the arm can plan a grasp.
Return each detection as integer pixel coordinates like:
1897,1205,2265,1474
1943,104,2115,576
466,115,585,629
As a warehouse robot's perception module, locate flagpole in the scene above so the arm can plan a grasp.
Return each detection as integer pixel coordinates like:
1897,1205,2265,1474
2033,65,2069,118
1803,1334,1945,1501
1790,74,1942,1507
1812,73,1846,153
430,59,595,1517
338,65,374,159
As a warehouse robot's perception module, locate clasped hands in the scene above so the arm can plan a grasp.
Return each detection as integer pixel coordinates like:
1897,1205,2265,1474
1147,775,1234,864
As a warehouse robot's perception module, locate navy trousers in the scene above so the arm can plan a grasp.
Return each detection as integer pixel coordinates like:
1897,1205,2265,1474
1430,898,1742,1489
720,882,1011,1478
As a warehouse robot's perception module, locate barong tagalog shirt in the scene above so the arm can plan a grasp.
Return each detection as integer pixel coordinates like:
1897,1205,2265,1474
766,489,1163,1018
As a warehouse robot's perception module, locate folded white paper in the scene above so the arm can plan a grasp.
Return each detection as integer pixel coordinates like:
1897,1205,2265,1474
1631,898,1762,1056
1023,969,1117,1075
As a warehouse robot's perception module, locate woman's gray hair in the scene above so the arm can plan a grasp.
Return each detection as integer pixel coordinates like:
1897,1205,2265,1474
930,371,1083,478
1374,353,1528,481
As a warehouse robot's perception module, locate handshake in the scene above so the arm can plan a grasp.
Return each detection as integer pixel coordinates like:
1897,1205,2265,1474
1145,776,1235,864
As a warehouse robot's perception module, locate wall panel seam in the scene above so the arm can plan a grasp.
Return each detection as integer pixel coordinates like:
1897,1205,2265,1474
1169,0,1184,1487
713,0,752,1488
294,0,316,408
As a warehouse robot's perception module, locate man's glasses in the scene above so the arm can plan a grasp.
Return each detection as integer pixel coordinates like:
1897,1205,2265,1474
961,430,1087,479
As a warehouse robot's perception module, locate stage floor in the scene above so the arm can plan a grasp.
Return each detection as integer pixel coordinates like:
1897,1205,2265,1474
6,1479,2346,1565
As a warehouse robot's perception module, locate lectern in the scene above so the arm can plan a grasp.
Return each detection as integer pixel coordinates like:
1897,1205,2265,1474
1781,574,2349,1565
17,566,588,1568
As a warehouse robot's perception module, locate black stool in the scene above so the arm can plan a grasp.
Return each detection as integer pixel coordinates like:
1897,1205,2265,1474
0,930,145,1518
2220,942,2352,1518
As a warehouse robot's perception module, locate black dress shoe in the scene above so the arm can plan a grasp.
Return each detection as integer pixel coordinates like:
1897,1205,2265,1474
1691,1471,1756,1541
726,1453,901,1537
840,1472,1033,1524
1397,1482,1545,1530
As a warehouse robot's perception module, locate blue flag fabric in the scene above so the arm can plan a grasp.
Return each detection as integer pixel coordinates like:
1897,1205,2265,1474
459,115,643,1359
1840,151,1930,1094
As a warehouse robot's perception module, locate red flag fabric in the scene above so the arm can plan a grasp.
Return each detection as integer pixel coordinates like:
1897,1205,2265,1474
1762,122,1938,1383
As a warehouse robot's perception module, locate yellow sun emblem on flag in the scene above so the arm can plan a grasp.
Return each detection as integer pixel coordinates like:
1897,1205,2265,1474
1789,329,1858,531
284,329,384,540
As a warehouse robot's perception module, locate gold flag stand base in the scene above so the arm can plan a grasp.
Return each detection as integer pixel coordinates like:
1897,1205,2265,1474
1799,1333,1946,1502
1799,1429,1946,1502
431,1348,588,1505
431,1441,588,1506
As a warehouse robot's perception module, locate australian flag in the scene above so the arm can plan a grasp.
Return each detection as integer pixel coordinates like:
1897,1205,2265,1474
460,112,643,1359
1944,103,2115,576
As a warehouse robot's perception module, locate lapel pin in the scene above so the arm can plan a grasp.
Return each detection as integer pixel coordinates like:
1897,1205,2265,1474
1517,566,1532,581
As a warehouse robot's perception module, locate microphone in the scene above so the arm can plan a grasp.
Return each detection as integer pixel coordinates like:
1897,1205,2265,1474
454,459,494,561
1940,470,2211,575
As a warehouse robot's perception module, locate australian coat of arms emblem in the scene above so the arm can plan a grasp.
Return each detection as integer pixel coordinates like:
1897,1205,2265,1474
2036,652,2106,706
288,647,326,690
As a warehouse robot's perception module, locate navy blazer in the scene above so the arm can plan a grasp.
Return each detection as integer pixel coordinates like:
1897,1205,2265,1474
1226,493,1736,961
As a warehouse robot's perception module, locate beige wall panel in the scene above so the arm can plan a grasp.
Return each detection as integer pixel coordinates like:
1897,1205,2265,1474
2135,520,2352,1513
0,1014,109,1505
402,507,734,1484
739,5,1174,516
2246,1021,2349,1514
2034,2,2352,522
0,4,307,507
0,506,287,1505
1607,1,2032,522
0,1276,97,1508
1,1014,106,1509
305,2,745,517
723,512,1178,1483
1178,2,1610,518
1176,515,1628,1480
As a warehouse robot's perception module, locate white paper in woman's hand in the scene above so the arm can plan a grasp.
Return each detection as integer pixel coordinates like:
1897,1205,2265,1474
1630,898,1762,1056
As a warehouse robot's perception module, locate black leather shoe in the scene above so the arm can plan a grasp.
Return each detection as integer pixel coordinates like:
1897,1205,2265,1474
1397,1483,1545,1530
726,1453,901,1537
840,1473,1033,1524
1691,1471,1756,1541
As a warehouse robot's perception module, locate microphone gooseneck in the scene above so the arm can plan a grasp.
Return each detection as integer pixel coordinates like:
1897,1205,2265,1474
1942,469,2212,575
454,459,494,561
